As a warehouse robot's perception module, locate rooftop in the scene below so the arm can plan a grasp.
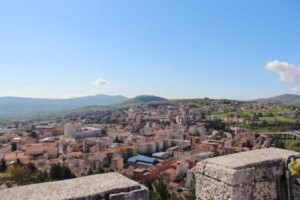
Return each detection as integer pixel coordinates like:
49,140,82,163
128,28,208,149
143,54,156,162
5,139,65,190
128,155,156,164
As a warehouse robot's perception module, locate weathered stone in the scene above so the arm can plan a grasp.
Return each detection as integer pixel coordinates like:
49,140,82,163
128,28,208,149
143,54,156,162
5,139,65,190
196,148,299,200
291,178,300,200
0,173,148,200
110,187,149,200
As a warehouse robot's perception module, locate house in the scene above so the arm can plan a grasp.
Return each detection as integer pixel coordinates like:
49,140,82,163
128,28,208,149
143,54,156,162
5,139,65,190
22,143,58,159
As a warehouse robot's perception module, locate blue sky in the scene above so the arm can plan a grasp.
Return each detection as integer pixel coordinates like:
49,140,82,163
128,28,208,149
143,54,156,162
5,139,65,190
0,0,300,99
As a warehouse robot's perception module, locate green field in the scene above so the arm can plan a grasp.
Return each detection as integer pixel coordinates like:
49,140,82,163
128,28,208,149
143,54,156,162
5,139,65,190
259,116,297,123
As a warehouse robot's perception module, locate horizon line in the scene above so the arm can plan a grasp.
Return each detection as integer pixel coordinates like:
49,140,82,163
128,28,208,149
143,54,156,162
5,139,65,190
0,93,296,101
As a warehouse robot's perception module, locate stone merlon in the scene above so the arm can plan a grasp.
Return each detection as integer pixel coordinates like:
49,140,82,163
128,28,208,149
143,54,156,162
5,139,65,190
0,173,149,200
196,148,300,200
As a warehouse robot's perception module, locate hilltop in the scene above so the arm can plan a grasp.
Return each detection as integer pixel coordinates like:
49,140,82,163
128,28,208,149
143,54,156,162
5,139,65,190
256,94,300,106
122,95,167,105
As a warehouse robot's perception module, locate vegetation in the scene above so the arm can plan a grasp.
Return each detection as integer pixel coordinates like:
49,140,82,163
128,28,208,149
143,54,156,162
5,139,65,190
227,120,300,132
121,95,167,106
11,143,17,152
0,158,7,173
151,177,171,200
49,163,75,181
186,175,196,200
148,176,182,200
257,94,300,106
206,120,226,131
29,131,38,139
289,160,300,176
283,140,300,152
273,139,300,152
0,160,75,187
1,160,48,186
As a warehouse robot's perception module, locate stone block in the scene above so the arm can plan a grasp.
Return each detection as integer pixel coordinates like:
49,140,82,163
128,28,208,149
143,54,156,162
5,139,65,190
196,148,299,200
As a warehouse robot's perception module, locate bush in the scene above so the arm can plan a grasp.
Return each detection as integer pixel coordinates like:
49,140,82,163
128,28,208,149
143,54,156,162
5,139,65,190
289,160,300,176
284,140,300,152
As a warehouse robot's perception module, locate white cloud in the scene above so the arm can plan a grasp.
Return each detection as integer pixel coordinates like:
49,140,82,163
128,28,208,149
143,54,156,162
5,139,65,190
24,87,35,93
265,60,300,83
93,78,108,85
288,87,300,94
92,78,109,94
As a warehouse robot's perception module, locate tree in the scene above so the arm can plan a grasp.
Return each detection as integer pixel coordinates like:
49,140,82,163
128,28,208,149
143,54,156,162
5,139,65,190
186,175,196,200
49,164,60,180
0,158,7,172
49,164,75,181
88,168,93,175
7,161,40,185
10,166,31,185
34,170,49,183
284,140,300,152
29,131,37,139
289,160,300,176
151,177,171,200
27,162,37,173
273,139,285,149
114,137,123,144
11,143,17,152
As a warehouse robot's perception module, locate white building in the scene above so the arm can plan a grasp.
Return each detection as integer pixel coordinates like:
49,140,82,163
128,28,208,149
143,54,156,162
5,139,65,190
64,123,76,137
111,157,124,171
137,142,157,155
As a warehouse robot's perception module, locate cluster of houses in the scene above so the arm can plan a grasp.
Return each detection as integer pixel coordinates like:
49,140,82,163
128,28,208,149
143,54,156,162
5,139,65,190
0,101,276,192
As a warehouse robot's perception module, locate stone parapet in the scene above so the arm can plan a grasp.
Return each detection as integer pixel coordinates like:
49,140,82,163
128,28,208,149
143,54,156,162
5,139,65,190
196,148,299,200
0,173,148,200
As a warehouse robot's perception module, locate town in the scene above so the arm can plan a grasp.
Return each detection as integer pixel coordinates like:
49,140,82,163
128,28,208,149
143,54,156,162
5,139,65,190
1,97,300,199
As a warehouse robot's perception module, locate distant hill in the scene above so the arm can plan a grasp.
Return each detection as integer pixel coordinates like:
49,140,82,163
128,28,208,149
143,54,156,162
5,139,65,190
122,95,167,105
0,95,128,120
256,94,300,106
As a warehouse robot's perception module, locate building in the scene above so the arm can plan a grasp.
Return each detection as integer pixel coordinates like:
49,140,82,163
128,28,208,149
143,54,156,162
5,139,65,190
111,157,124,171
167,146,179,156
22,143,58,159
137,142,157,155
152,152,169,160
74,128,102,139
155,140,164,152
171,160,189,180
128,155,157,167
64,123,76,136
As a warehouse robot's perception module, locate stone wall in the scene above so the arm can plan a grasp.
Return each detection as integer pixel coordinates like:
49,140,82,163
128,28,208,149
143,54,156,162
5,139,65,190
0,173,148,200
196,148,300,200
291,178,300,200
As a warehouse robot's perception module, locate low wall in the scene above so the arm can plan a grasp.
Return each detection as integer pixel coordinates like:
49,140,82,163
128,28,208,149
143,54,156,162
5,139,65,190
0,173,148,200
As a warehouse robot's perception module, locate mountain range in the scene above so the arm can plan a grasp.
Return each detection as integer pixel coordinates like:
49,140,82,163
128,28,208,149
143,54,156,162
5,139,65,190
0,95,128,120
0,93,299,120
0,95,167,120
